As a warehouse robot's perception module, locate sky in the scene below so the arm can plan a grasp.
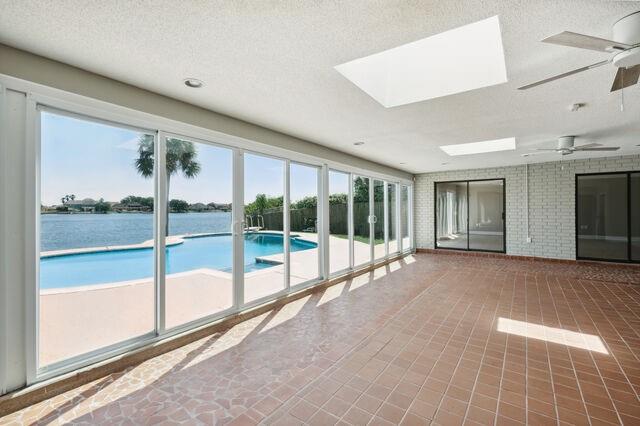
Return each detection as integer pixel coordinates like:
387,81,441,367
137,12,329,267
41,112,349,206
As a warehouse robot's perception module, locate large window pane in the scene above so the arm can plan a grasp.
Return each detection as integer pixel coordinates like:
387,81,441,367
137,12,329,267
577,174,628,261
401,185,410,250
387,183,398,254
353,176,371,266
244,154,285,302
329,170,350,274
39,112,154,367
165,139,233,329
632,173,640,262
290,163,320,285
435,182,468,249
373,180,385,259
468,180,504,251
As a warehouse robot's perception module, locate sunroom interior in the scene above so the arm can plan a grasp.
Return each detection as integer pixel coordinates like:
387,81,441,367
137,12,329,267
1,2,640,425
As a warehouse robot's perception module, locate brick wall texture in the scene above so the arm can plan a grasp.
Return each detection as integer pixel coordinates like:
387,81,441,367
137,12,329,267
414,154,640,259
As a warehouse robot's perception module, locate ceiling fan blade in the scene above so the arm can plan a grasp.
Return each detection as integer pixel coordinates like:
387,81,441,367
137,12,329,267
611,65,640,92
518,59,610,90
574,147,620,151
535,148,559,151
522,152,552,157
573,143,600,149
542,31,632,52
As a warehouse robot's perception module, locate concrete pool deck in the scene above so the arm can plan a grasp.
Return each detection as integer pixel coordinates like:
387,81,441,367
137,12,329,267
38,232,389,366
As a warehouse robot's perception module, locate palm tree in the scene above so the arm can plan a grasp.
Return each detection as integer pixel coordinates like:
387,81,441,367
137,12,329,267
135,135,201,235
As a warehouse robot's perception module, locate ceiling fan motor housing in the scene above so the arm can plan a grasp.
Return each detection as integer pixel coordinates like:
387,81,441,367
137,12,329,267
558,136,575,149
613,11,640,68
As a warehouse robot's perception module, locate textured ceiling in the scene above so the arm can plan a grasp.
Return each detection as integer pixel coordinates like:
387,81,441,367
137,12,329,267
1,0,639,174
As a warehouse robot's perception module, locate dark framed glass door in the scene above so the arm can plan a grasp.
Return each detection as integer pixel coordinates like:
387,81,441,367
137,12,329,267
576,171,639,263
435,178,505,253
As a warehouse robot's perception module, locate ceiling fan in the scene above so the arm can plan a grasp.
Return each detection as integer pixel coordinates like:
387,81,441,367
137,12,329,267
518,11,640,91
521,136,620,157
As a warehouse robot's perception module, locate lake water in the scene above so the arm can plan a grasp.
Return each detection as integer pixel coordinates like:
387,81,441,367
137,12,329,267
41,212,232,251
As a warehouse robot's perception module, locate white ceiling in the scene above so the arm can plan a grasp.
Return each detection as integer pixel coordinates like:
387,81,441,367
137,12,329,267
1,0,639,174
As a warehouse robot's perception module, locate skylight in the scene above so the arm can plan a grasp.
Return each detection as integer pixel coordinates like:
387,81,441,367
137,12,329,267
440,137,515,156
335,16,507,108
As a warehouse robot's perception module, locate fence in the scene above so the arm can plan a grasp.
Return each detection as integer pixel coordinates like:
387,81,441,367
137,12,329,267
248,201,409,239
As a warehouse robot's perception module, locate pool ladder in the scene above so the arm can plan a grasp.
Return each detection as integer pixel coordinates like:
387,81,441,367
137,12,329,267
244,215,264,230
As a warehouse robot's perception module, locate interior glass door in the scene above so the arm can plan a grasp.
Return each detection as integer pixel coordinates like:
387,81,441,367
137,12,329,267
468,180,504,251
577,174,628,261
632,173,640,262
435,181,468,249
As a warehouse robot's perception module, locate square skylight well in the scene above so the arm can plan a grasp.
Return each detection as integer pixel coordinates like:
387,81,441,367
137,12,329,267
440,137,515,156
335,16,507,108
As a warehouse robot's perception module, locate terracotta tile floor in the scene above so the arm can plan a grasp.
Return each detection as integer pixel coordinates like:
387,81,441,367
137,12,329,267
2,253,640,425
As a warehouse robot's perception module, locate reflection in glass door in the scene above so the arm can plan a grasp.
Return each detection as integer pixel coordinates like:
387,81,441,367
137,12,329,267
468,180,504,251
243,153,285,303
632,173,640,262
353,176,371,267
435,179,505,252
435,182,468,250
373,180,385,260
577,173,629,261
401,185,410,250
164,138,233,329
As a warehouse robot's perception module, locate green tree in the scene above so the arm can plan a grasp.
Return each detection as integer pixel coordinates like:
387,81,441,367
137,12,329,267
135,136,201,233
169,199,189,213
94,198,111,213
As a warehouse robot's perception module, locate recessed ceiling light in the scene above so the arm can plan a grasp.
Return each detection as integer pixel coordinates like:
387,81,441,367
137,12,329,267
440,137,516,156
335,16,507,108
354,141,365,146
183,78,204,88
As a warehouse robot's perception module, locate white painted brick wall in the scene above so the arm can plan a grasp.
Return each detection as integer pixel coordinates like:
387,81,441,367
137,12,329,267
414,154,640,259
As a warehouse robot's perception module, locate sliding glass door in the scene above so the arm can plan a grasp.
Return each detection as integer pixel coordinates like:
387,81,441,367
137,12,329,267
34,103,413,379
289,163,320,286
468,180,505,251
329,170,351,274
401,185,410,250
576,172,639,263
164,138,233,329
243,153,286,303
39,111,156,368
387,183,398,254
632,173,640,262
435,179,504,252
373,180,385,260
353,176,371,267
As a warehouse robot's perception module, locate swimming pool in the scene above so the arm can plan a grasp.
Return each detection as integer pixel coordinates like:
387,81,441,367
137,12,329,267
40,233,316,289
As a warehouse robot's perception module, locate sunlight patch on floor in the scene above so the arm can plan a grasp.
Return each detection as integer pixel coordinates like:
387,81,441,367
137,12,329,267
349,274,372,292
182,314,267,369
387,261,402,272
317,282,346,306
372,267,387,281
403,255,416,264
497,318,608,354
260,295,311,334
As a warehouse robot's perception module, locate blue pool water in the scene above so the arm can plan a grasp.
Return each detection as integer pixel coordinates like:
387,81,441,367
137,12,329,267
40,233,316,289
